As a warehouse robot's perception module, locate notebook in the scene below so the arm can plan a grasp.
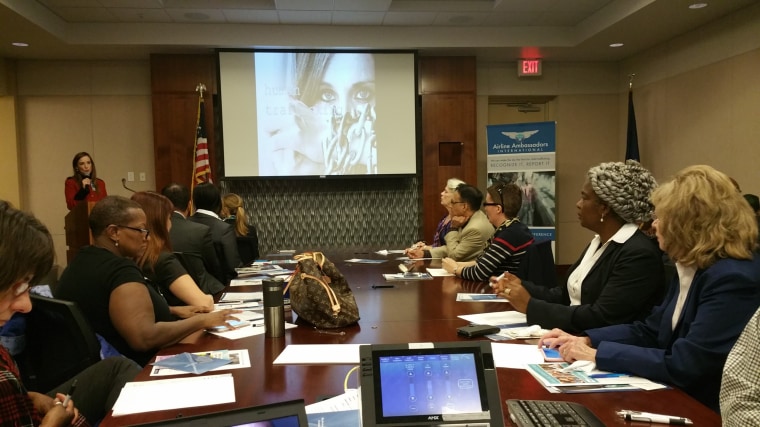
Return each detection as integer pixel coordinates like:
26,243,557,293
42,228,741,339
506,399,605,427
130,399,308,427
359,341,503,427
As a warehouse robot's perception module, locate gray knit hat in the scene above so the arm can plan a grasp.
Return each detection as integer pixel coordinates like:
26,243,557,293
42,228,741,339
588,160,657,223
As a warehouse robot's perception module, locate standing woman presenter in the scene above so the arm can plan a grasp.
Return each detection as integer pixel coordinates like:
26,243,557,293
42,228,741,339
65,152,108,210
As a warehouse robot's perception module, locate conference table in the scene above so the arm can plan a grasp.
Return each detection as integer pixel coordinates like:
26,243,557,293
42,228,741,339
101,251,721,426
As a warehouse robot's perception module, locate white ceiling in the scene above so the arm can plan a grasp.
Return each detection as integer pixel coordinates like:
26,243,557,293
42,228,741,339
1,0,758,62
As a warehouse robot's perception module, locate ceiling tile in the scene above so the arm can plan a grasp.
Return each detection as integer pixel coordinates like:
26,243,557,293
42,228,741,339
382,11,436,25
97,0,165,8
482,12,543,26
52,7,116,22
38,0,100,7
332,11,385,25
432,12,488,26
109,8,172,23
334,0,391,12
223,9,280,23
164,8,227,23
162,0,274,8
277,10,332,24
275,0,334,11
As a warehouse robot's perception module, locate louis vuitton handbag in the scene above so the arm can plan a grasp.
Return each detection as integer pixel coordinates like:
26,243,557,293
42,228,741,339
284,252,360,328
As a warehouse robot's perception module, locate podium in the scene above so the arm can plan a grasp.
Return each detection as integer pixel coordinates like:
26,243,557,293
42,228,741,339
65,201,96,263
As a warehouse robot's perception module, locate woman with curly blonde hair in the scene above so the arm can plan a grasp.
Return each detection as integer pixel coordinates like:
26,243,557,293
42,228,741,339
540,165,760,412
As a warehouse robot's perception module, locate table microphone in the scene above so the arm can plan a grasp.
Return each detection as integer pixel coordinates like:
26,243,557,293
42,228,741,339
121,178,136,193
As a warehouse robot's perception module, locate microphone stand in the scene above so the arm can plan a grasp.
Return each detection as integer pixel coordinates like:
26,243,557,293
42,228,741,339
121,178,137,193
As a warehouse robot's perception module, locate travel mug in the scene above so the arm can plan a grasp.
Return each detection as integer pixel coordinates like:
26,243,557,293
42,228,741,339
263,277,285,338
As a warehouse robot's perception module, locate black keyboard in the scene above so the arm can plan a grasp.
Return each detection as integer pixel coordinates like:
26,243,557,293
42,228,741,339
506,400,605,427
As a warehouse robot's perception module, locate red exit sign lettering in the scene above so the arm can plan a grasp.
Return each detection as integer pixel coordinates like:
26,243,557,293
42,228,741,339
518,59,542,76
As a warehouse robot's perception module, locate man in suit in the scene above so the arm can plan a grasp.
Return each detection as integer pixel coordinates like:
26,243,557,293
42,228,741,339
161,183,225,293
188,183,241,283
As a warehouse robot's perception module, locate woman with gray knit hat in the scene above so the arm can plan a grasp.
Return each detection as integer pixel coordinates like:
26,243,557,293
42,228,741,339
492,160,666,333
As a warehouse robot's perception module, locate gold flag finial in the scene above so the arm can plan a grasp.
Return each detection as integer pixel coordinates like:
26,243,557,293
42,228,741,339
628,74,636,90
195,83,206,98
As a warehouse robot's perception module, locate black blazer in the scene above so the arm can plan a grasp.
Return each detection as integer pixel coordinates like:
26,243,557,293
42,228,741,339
168,212,224,291
524,229,665,333
189,212,241,282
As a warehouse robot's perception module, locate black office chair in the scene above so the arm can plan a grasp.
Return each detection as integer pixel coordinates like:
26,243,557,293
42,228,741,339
236,232,260,266
516,239,558,288
18,294,101,392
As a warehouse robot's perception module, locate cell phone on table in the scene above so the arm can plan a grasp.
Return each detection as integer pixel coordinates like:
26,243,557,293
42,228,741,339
457,324,500,338
210,320,247,331
541,347,563,362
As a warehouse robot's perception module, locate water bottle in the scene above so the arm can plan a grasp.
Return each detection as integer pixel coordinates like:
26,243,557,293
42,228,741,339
263,277,285,338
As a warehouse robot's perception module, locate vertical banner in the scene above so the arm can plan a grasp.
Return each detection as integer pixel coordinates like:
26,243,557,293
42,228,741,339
486,121,556,244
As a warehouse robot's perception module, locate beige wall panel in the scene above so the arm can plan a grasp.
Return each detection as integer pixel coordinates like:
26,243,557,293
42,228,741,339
553,94,618,264
19,96,93,267
91,95,154,195
17,61,93,96
0,96,20,205
91,61,151,95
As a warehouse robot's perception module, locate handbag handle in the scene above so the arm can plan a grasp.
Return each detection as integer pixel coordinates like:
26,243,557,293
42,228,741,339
299,273,341,317
294,252,325,269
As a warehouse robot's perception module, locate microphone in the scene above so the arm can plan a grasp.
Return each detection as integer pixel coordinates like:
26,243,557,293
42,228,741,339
121,178,136,193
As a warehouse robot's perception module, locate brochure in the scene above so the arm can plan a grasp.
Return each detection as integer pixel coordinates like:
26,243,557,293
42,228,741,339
382,272,433,281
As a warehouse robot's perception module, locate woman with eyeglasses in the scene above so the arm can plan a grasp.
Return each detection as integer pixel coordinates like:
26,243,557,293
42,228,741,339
408,178,466,252
0,200,142,426
65,151,108,210
492,160,665,333
56,196,239,366
442,182,534,281
541,165,760,412
130,192,214,310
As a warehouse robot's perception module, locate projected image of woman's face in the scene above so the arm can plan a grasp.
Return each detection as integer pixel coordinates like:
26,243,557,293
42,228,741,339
314,53,377,175
254,52,378,177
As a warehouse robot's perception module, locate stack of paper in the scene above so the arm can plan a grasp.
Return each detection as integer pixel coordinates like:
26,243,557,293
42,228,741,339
526,363,666,393
111,374,235,416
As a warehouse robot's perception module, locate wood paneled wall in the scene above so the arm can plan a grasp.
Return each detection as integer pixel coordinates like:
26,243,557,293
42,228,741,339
150,54,217,190
418,57,477,243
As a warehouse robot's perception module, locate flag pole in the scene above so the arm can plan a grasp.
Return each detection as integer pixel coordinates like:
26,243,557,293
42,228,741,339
625,74,640,162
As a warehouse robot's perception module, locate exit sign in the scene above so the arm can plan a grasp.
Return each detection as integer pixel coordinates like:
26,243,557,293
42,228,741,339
518,59,542,76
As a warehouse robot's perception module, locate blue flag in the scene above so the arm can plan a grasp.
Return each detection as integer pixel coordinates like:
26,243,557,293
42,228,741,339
625,90,640,161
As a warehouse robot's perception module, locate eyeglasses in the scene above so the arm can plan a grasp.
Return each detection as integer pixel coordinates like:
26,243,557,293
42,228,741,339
482,202,500,208
117,225,150,239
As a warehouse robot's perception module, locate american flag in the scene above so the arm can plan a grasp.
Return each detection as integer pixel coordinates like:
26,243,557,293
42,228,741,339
193,94,213,188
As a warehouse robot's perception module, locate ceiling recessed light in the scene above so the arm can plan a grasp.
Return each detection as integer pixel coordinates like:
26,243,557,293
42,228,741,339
609,43,624,48
689,3,708,9
12,42,29,47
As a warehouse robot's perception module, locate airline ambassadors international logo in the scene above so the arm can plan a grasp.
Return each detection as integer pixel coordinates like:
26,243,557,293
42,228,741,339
491,129,549,153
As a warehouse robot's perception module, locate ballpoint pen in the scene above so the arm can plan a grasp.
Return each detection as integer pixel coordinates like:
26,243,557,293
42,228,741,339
62,379,77,407
617,410,693,425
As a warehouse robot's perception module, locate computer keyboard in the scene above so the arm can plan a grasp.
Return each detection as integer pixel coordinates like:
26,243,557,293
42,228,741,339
506,399,605,427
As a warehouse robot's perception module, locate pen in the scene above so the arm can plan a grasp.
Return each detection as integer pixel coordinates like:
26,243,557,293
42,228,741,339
251,323,264,327
589,373,628,378
372,285,394,289
62,379,77,407
618,410,693,425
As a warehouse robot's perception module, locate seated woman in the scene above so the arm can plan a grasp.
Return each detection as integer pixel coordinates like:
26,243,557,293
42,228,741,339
541,165,760,411
131,191,214,310
55,196,238,366
410,178,465,251
442,182,534,281
493,160,664,333
221,193,260,265
0,200,140,426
